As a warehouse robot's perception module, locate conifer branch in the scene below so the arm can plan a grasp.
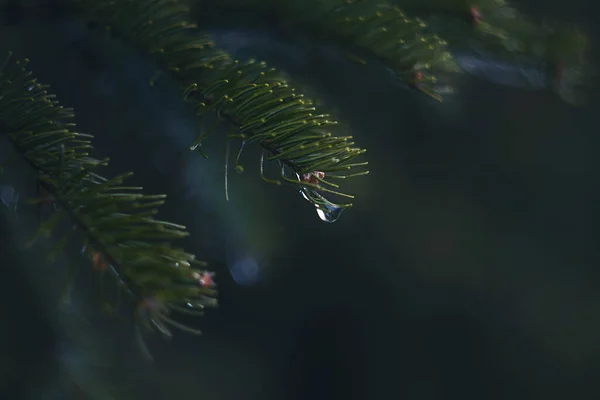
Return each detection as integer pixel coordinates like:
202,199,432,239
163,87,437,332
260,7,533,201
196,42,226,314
187,0,589,104
66,0,369,222
396,0,588,66
0,53,216,361
189,0,461,101
394,0,589,104
0,0,591,371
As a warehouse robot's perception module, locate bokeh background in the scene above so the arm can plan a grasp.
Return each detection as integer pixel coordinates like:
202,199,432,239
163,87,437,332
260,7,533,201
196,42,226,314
1,0,599,399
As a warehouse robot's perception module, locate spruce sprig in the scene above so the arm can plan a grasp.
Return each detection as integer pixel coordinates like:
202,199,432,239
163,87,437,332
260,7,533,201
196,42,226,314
281,0,461,101
68,0,370,222
189,0,461,101
186,0,588,104
393,0,589,103
0,53,216,361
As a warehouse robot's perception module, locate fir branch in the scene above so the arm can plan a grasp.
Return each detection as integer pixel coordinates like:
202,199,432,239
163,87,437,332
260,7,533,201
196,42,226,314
398,0,588,66
190,0,461,101
393,0,589,104
0,53,216,360
278,0,461,101
187,0,588,103
68,0,370,222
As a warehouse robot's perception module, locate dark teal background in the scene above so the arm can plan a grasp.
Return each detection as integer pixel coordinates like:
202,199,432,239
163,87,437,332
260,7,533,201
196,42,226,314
1,1,599,399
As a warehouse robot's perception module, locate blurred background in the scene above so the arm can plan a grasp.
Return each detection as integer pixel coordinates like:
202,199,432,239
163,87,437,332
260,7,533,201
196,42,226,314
1,0,599,399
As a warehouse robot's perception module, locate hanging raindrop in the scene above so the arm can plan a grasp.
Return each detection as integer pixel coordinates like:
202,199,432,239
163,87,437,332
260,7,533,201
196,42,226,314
294,171,345,223
299,188,344,223
315,202,344,223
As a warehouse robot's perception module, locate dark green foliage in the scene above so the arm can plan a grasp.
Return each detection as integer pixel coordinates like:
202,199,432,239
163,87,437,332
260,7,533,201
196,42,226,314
70,0,370,221
0,53,216,360
0,0,591,365
189,0,589,103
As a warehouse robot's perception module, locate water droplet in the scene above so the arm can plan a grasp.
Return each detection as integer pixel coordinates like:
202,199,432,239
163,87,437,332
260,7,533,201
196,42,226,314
294,171,345,222
298,187,344,223
315,203,344,223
